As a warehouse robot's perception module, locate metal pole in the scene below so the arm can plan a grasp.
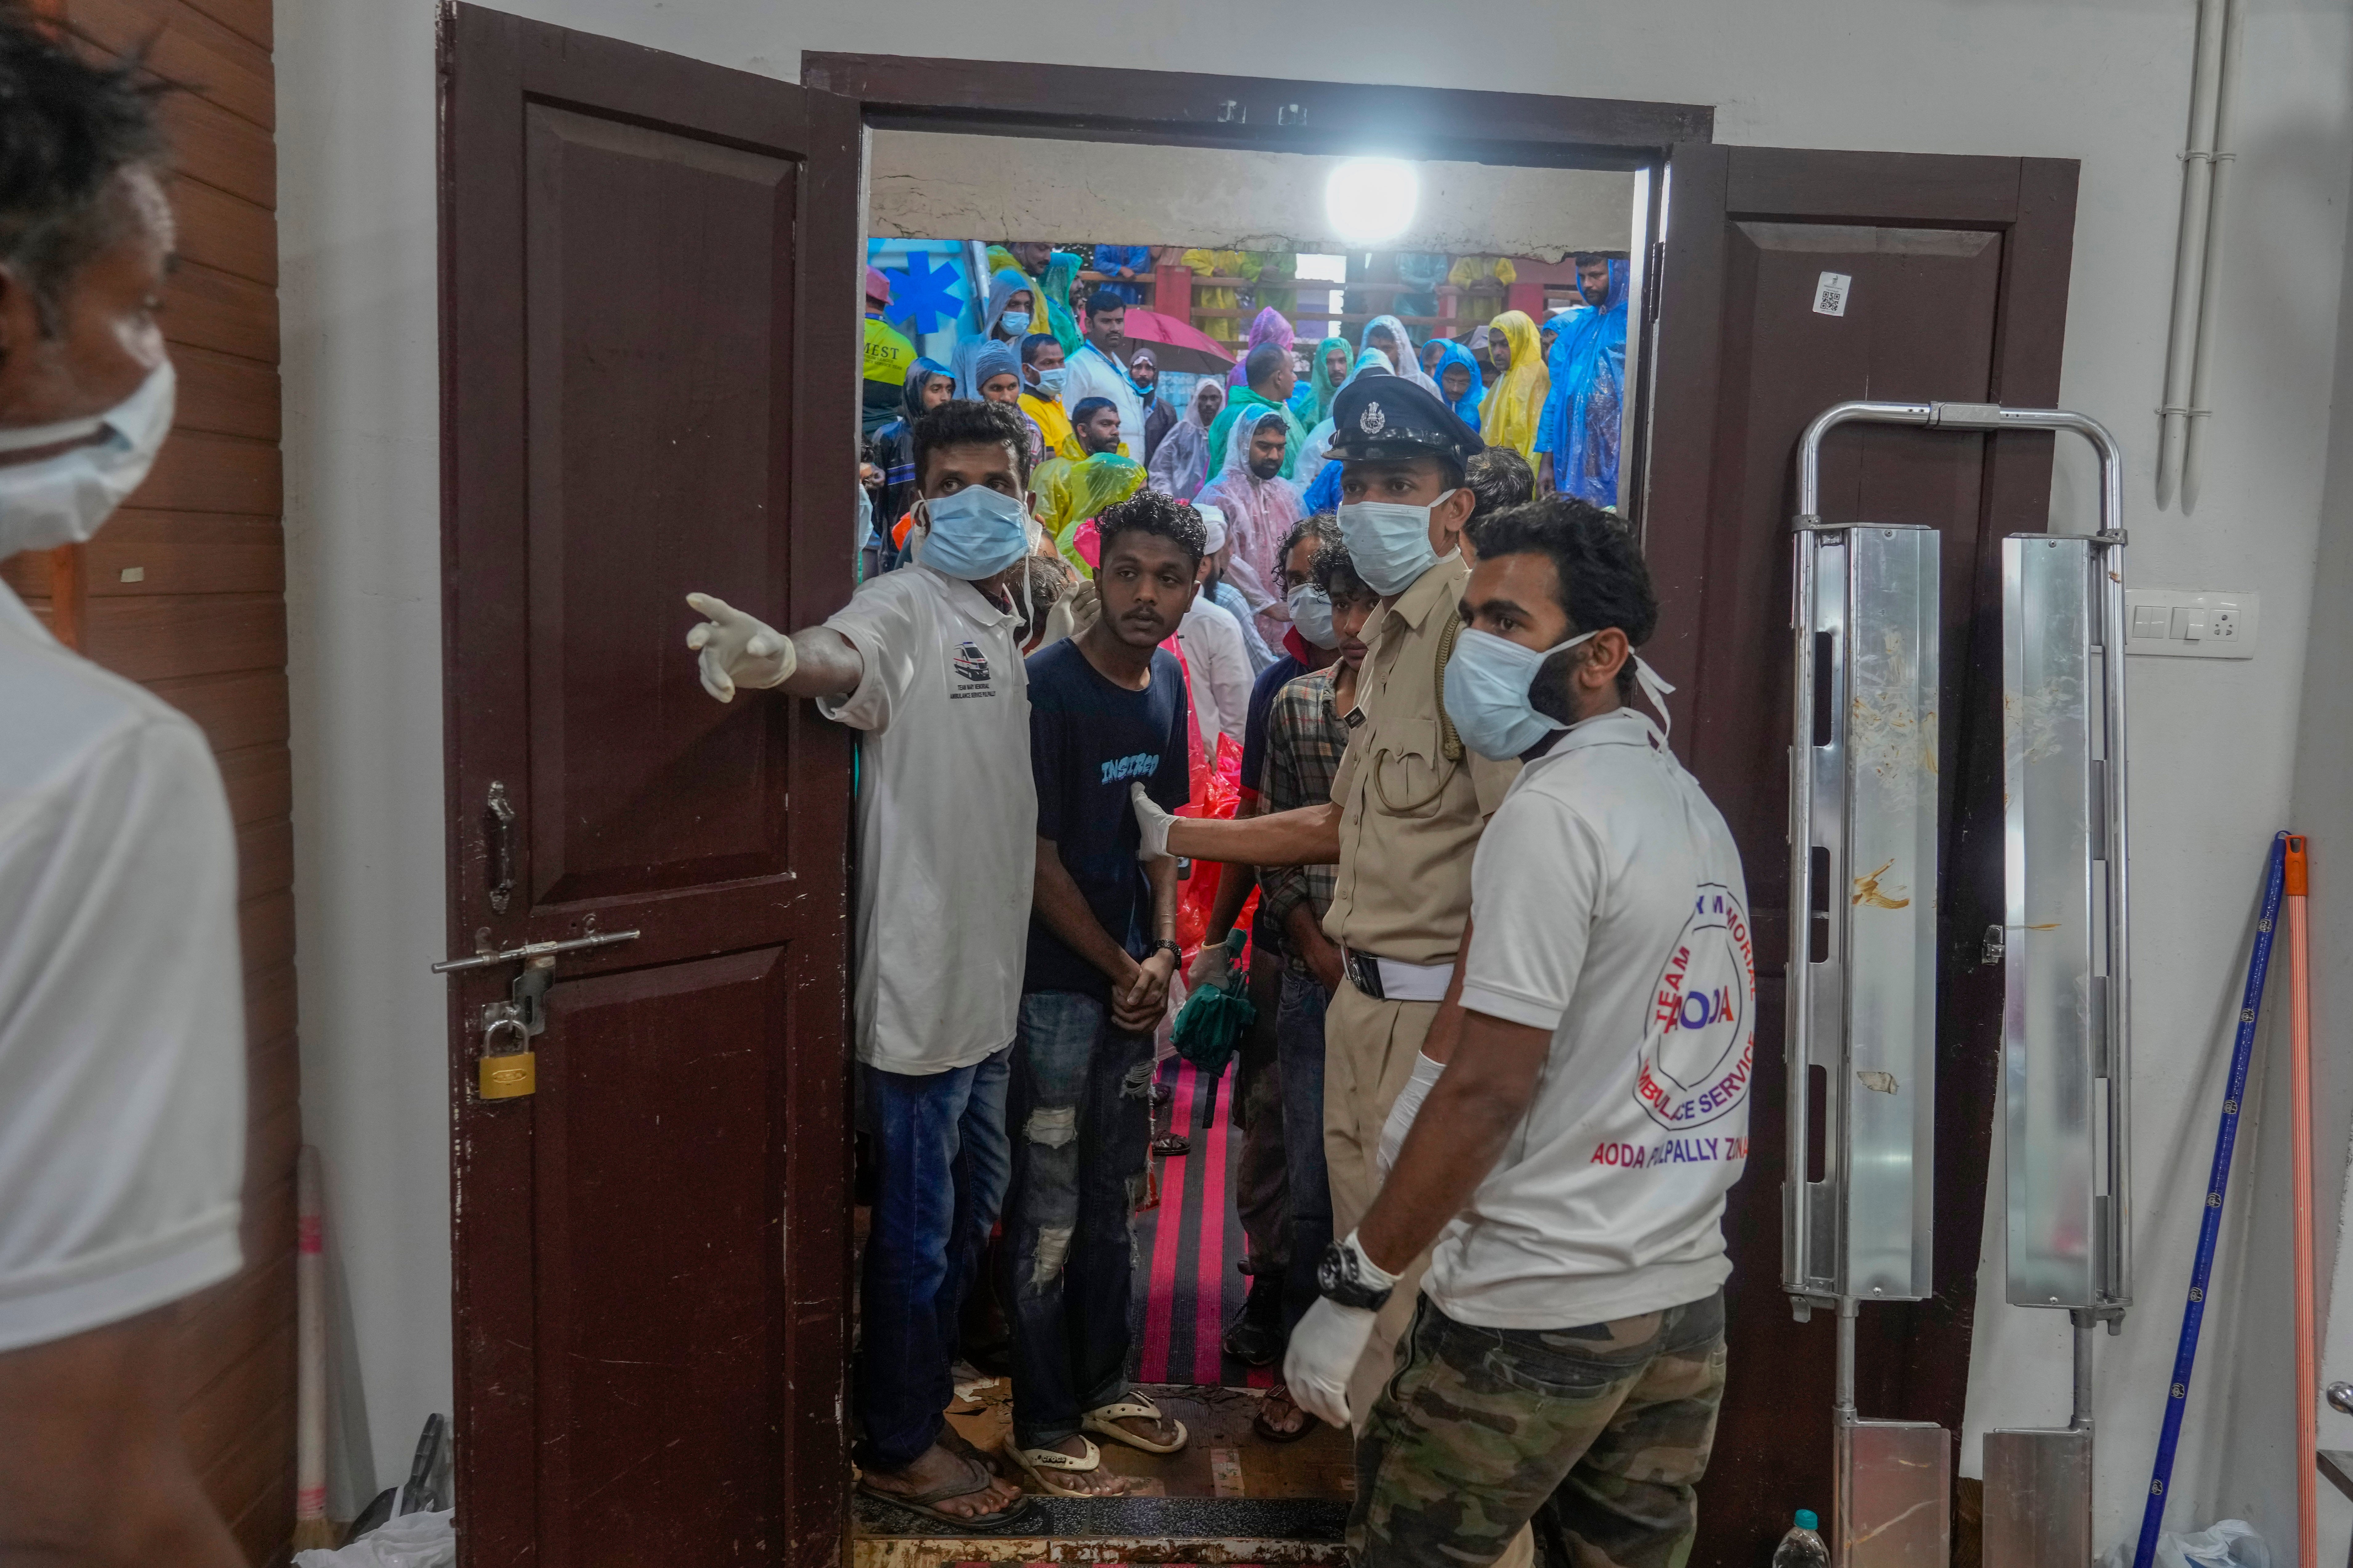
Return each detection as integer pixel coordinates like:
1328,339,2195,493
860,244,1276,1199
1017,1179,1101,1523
2069,1311,2096,1432
1835,1297,1858,1420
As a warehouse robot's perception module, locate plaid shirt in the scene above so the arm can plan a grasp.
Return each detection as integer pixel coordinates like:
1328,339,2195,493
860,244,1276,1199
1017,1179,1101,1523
1259,667,1350,975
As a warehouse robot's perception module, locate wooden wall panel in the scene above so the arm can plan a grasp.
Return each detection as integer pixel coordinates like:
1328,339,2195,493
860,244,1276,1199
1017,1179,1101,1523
1,6,301,1564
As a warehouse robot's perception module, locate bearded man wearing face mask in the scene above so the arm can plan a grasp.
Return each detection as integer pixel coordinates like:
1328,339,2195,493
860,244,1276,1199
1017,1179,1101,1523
0,22,251,1567
1301,499,1736,1568
686,397,1045,1532
1131,376,1512,1428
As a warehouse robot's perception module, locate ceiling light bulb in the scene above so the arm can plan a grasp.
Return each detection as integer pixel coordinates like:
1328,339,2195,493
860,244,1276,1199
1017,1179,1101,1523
1325,158,1419,244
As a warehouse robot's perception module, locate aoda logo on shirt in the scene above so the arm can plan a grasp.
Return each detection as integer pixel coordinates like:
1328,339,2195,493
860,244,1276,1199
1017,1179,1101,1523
1632,883,1756,1132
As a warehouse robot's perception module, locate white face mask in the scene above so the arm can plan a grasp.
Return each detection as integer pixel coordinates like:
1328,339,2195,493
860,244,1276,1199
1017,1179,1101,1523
1337,488,1459,597
0,360,176,560
1033,366,1068,399
1287,582,1339,649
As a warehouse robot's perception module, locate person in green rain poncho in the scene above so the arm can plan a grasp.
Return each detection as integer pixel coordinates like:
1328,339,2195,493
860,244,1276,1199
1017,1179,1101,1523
1304,336,1352,427
1203,343,1311,484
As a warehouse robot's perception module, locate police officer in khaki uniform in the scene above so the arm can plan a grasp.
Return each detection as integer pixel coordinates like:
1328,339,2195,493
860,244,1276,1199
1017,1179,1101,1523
1133,376,1511,1421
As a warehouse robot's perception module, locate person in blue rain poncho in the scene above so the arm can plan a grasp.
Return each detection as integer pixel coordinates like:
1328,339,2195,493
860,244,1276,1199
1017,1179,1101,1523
1091,244,1154,308
1533,257,1629,508
1429,339,1486,432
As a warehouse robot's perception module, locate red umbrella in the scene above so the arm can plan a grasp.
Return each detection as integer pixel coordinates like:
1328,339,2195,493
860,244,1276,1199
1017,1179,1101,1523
1116,307,1235,377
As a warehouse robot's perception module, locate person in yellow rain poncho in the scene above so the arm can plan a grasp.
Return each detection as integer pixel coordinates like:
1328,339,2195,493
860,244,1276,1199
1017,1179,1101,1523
1447,255,1519,330
1182,248,1250,348
1037,452,1146,568
1478,309,1549,461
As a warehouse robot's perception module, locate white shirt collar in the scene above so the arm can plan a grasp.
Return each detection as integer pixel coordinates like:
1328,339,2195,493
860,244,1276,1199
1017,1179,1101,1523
1540,706,1665,760
914,560,1022,631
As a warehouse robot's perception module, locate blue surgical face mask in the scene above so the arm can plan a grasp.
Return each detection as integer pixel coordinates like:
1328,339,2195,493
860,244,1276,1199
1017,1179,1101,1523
1337,489,1458,597
1287,583,1338,649
999,310,1031,336
1032,366,1068,399
914,484,1031,581
1443,626,1677,760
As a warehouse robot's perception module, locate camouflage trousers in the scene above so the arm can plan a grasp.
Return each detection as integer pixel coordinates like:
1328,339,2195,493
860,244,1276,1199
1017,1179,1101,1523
1350,1290,1728,1568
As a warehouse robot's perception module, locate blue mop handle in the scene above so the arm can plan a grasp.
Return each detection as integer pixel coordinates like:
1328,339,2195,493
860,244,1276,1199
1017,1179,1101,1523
2132,832,2287,1568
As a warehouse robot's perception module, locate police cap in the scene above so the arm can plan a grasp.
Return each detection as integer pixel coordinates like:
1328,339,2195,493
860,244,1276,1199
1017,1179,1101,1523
1323,375,1486,466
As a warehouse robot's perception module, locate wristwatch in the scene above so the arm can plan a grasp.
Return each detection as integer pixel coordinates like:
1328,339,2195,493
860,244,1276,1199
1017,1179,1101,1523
1150,938,1183,962
1317,1239,1395,1312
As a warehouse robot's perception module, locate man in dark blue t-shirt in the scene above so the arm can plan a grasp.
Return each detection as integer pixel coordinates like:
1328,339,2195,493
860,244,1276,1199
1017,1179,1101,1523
1003,490,1198,1495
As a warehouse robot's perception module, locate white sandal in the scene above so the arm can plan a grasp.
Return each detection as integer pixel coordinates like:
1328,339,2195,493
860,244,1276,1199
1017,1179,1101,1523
1084,1394,1189,1455
1004,1433,1121,1498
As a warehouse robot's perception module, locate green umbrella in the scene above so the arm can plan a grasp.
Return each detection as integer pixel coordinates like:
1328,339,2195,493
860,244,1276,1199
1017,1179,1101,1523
1170,929,1256,1129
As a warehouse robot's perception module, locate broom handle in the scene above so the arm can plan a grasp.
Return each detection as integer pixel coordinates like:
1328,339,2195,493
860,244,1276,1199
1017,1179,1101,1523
2287,837,2317,1568
295,1146,327,1540
2132,834,2285,1568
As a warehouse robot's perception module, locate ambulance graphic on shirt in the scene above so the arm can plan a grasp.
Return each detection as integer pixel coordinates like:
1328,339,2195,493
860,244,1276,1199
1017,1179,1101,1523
947,638,997,699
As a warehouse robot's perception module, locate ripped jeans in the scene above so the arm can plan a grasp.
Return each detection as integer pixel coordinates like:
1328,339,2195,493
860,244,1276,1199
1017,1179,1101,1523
999,990,1154,1451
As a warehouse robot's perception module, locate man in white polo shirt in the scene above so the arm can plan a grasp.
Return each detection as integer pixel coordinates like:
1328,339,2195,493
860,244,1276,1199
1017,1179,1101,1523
0,20,250,1565
1284,497,1752,1568
686,397,1044,1531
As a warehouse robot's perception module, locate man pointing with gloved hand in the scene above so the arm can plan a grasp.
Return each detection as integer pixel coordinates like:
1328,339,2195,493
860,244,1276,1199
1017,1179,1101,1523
686,398,1049,1531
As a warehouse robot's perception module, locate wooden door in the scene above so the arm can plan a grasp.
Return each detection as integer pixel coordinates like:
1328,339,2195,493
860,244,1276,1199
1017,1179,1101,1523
439,8,860,1564
1638,145,2079,1566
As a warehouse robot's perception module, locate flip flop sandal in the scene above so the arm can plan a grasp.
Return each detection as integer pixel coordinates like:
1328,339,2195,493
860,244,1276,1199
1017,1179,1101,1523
1005,1433,1118,1498
1084,1394,1190,1455
1251,1383,1319,1445
856,1454,1037,1533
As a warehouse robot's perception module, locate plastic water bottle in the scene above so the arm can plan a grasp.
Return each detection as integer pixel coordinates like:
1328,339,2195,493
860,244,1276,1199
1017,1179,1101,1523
1772,1510,1830,1568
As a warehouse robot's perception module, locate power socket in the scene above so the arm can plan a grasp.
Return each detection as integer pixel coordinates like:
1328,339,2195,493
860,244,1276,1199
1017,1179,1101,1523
2123,589,2258,659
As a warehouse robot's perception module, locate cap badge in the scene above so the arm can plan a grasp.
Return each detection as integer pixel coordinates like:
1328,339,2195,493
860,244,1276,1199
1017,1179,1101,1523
1359,401,1386,435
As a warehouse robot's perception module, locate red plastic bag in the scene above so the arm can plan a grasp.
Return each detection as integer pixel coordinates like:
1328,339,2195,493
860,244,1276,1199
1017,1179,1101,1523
1175,734,1256,959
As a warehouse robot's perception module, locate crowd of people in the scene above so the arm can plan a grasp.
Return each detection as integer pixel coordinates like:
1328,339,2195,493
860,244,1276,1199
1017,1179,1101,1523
697,241,1752,1566
859,243,1634,565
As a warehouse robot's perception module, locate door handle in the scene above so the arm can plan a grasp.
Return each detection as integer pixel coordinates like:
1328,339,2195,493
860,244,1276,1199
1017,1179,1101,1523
485,781,516,914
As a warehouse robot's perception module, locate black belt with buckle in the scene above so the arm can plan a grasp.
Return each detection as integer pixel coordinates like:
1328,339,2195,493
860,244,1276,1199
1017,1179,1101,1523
1344,949,1386,999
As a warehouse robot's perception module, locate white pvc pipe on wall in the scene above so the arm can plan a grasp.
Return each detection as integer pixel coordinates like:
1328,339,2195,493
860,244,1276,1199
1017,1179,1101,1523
2180,0,2245,514
2156,0,2227,512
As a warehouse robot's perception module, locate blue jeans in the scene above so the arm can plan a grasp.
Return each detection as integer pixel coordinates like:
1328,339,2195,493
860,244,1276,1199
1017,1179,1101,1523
854,1047,1012,1472
1277,972,1334,1332
1000,991,1155,1450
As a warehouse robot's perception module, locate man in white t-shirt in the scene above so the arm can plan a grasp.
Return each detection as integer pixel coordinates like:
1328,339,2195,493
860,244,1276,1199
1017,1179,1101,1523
1173,504,1253,749
1056,294,1146,460
0,21,250,1565
1284,497,1751,1568
0,24,253,1568
686,398,1046,1531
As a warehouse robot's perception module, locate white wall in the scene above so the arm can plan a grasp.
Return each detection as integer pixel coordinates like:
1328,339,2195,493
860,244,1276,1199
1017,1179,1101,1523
278,0,449,1508
278,0,2353,1550
868,131,1634,256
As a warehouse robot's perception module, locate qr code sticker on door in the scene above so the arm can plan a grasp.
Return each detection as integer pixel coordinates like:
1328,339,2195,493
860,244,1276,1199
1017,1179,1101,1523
1814,271,1852,317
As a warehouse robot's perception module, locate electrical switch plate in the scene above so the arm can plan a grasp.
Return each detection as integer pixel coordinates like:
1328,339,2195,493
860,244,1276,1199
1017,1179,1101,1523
2123,589,2258,659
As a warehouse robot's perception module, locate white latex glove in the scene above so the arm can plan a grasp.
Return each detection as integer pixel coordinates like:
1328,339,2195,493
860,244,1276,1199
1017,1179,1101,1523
1188,935,1233,992
1285,1297,1378,1429
1282,1230,1398,1428
1131,781,1176,861
684,592,796,703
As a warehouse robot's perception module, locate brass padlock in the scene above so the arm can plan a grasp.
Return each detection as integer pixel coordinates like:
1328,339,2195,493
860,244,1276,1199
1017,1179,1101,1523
478,1017,536,1100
